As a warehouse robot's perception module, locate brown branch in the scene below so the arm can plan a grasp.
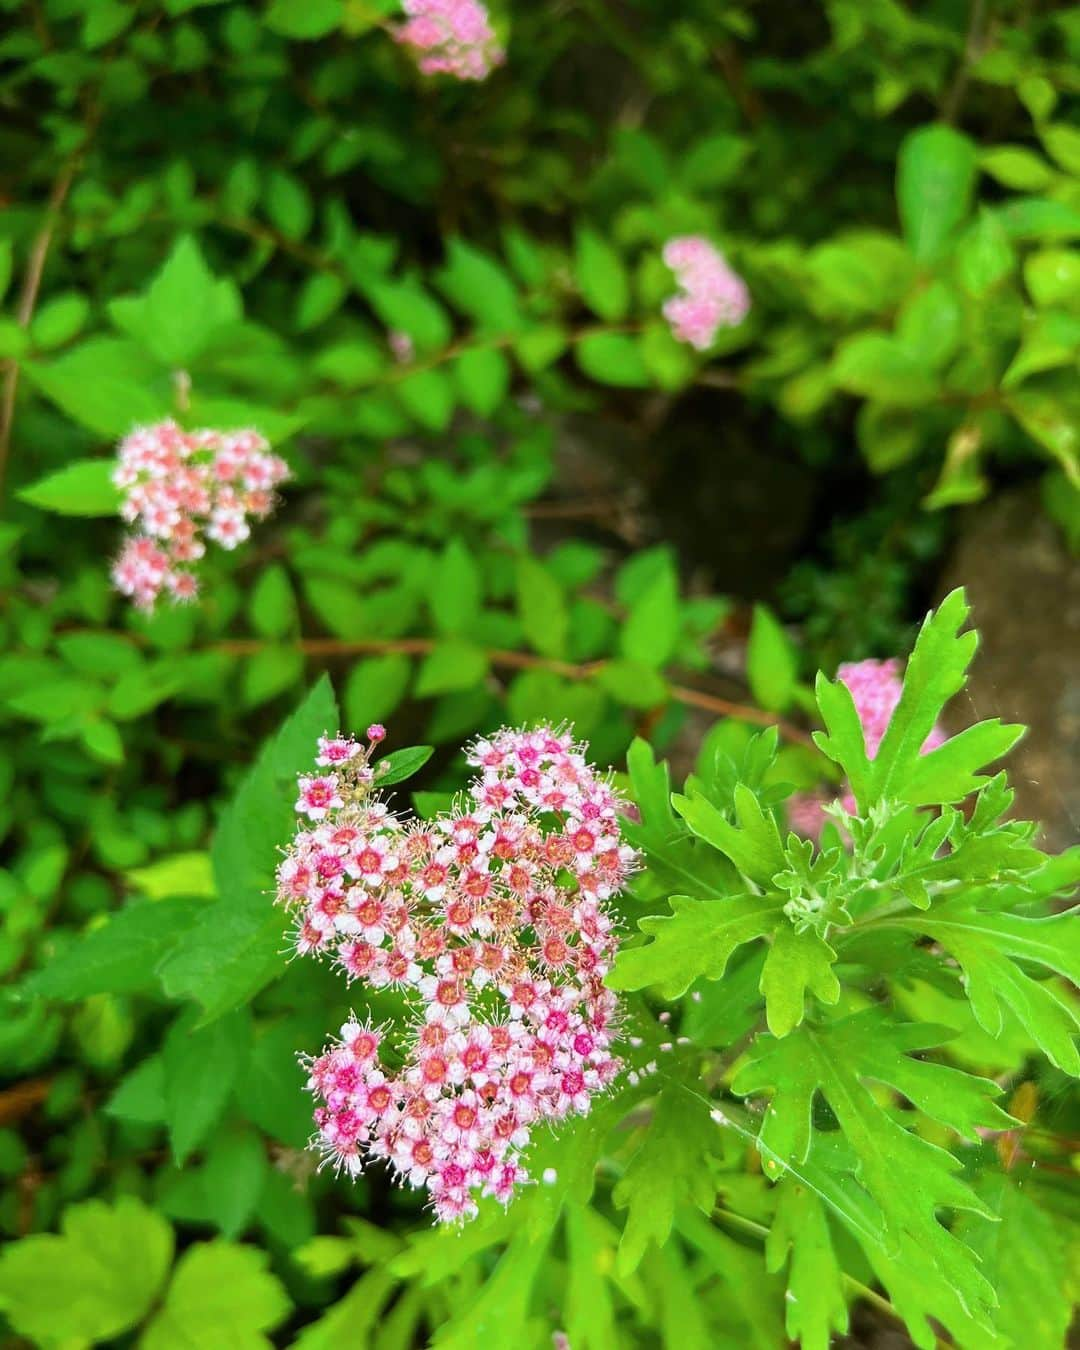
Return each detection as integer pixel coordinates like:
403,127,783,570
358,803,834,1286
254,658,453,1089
0,100,99,501
0,1076,51,1125
942,0,989,124
212,636,814,744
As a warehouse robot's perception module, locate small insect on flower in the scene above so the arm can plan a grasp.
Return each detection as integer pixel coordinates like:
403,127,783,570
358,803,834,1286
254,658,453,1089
281,724,639,1224
110,420,289,610
395,0,504,82
662,236,750,350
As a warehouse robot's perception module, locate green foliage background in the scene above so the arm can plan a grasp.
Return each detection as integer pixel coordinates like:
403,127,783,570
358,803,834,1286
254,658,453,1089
0,1,1078,1347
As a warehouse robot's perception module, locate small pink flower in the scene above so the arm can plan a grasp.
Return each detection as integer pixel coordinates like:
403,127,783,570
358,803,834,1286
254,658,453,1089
367,724,387,744
662,236,749,349
110,420,289,610
296,775,344,821
395,0,504,82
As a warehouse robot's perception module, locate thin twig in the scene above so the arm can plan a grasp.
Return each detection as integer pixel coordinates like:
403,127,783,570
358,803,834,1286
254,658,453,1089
942,0,989,124
210,635,813,744
0,1076,51,1125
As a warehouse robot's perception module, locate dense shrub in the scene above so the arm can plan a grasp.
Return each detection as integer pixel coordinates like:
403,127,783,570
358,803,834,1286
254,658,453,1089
1,3,1078,1347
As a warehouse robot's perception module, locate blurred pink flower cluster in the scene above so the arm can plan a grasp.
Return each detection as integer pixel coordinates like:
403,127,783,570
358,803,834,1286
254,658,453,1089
396,0,504,81
110,420,289,610
788,658,947,840
662,235,750,350
281,725,637,1223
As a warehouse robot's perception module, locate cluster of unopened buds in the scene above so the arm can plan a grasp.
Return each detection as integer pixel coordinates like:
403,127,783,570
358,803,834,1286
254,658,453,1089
788,658,947,840
279,724,637,1223
662,236,750,350
395,0,504,81
110,420,289,610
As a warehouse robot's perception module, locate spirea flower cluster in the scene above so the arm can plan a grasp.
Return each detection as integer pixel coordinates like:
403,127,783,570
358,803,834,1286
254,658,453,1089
662,236,750,350
789,658,947,838
110,420,289,610
396,0,504,81
278,725,637,1223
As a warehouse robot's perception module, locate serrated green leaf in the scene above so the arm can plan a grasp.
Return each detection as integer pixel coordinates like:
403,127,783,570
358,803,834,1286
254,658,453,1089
765,1184,849,1350
612,1086,716,1274
673,783,786,885
163,1007,251,1163
760,924,839,1037
608,893,782,998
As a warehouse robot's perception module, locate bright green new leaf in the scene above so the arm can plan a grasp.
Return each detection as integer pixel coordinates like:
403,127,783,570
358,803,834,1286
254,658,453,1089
746,605,798,711
760,924,839,1037
142,1241,290,1350
436,238,521,334
17,458,121,516
574,226,630,322
373,744,434,787
607,892,782,999
515,555,568,659
673,782,787,885
620,565,680,669
575,332,652,386
141,235,243,367
878,897,1080,1074
897,124,978,263
0,1197,173,1346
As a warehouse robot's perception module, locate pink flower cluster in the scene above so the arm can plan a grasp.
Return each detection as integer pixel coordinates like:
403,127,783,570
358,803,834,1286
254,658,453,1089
110,420,289,610
396,0,504,81
281,725,637,1223
662,236,750,350
788,658,947,839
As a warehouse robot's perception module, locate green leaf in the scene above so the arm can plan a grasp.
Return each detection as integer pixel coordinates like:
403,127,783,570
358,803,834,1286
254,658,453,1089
955,208,1015,296
575,332,651,387
574,226,630,322
142,1241,290,1350
24,339,170,436
760,924,839,1037
765,1185,849,1350
607,892,781,999
593,659,669,709
674,783,787,886
429,538,481,635
395,367,455,432
997,196,1080,242
141,235,242,367
621,564,680,669
367,278,452,352
295,272,347,331
979,145,1055,192
163,1007,251,1163
869,589,975,804
266,170,313,241
812,669,872,805
265,0,343,39
106,1054,166,1123
831,333,938,406
897,124,978,263
733,1011,1003,1326
30,291,89,349
414,641,489,696
1002,310,1080,389
344,653,411,730
17,458,121,516
878,898,1080,1074
373,744,433,787
612,1085,717,1274
158,678,337,1021
1024,249,1080,307
1007,389,1080,482
895,280,962,369
23,897,203,1000
455,346,510,416
746,605,798,712
242,645,304,709
515,555,568,659
436,238,520,334
248,564,298,639
0,1197,173,1346
956,1173,1074,1350
900,719,1023,805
